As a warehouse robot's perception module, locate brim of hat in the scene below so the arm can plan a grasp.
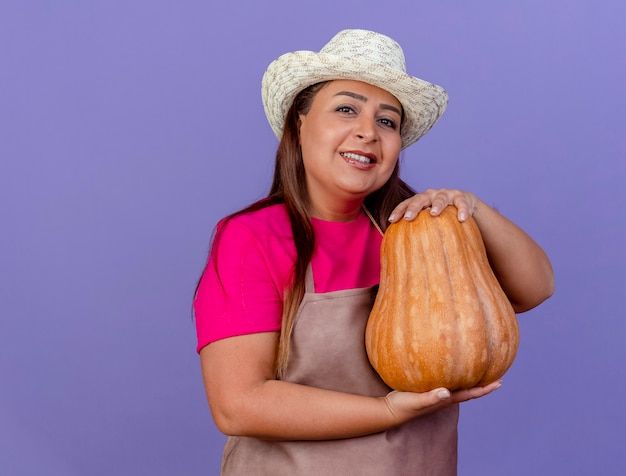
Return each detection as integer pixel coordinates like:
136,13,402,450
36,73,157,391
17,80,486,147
261,50,448,149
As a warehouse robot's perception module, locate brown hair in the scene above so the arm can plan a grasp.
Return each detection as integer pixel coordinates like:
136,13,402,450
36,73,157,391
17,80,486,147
204,82,415,378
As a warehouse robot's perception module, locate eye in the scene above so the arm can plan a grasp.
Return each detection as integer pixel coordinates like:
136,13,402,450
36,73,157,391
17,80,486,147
336,105,356,114
379,117,398,130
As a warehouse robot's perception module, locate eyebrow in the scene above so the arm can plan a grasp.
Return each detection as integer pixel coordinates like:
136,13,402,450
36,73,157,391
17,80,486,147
334,91,402,116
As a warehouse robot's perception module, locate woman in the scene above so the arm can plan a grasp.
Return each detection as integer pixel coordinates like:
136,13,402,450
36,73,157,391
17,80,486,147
194,29,554,475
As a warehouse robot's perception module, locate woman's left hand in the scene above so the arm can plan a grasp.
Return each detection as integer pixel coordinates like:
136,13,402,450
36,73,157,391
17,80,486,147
388,188,478,223
387,187,555,313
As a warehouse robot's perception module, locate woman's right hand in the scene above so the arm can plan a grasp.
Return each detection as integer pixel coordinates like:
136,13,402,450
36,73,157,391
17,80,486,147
201,331,503,440
382,380,502,424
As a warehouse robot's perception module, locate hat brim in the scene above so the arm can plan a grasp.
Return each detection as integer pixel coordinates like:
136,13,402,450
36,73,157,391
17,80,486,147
262,50,448,149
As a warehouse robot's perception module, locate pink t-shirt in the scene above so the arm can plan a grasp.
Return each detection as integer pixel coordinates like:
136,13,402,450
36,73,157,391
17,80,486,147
194,204,383,352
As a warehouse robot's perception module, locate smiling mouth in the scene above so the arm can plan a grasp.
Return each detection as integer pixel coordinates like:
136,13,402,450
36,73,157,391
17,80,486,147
340,152,375,164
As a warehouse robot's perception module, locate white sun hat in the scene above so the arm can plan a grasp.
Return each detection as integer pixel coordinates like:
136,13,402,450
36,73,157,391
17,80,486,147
261,29,448,150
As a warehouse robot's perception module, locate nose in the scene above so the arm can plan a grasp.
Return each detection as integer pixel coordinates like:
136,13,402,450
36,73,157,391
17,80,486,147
354,115,377,142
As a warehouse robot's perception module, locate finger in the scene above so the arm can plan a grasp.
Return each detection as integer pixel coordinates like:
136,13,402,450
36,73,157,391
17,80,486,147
411,387,454,411
451,193,475,222
383,388,451,424
414,388,454,413
428,189,451,215
388,196,430,222
451,380,503,403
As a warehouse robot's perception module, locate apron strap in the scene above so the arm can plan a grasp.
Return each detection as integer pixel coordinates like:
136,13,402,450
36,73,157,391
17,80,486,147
305,264,315,294
362,205,384,237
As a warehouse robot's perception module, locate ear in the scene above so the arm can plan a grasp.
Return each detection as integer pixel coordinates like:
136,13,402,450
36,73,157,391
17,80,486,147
297,113,305,140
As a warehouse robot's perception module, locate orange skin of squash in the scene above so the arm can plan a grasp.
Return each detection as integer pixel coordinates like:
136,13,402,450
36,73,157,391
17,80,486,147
365,207,520,393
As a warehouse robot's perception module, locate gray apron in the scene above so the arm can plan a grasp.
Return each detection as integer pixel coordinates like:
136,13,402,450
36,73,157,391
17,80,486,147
221,268,459,475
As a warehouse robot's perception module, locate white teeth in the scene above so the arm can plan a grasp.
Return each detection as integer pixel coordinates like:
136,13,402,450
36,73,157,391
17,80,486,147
341,152,372,164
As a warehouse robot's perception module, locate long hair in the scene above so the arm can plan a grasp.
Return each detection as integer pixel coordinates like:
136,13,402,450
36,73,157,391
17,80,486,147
200,82,416,378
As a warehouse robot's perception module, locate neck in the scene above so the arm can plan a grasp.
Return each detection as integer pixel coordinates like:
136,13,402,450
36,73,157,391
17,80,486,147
308,199,364,222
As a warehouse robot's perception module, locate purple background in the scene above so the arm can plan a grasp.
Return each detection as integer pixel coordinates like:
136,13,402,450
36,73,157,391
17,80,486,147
1,1,624,474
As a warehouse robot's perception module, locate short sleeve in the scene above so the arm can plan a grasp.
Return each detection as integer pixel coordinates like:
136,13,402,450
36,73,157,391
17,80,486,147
194,218,284,352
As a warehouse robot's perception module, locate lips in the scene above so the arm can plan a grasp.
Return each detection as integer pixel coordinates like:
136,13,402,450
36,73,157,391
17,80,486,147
340,151,377,165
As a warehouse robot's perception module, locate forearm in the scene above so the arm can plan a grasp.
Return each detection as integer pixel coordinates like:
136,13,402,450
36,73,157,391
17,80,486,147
213,379,398,440
202,335,416,440
472,199,555,312
202,331,500,441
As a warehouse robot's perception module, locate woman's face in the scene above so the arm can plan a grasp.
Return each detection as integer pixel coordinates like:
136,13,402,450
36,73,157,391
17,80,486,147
298,80,402,219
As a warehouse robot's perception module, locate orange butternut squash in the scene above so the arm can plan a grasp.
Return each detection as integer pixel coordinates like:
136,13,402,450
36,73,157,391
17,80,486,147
365,206,519,392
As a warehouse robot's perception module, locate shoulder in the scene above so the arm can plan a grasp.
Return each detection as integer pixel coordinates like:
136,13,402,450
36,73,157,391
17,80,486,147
219,203,291,238
213,203,295,263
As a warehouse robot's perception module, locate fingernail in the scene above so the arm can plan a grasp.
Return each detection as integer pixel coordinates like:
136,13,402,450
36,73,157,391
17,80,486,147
388,213,397,222
404,211,414,219
459,211,468,222
437,389,450,399
430,207,440,215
